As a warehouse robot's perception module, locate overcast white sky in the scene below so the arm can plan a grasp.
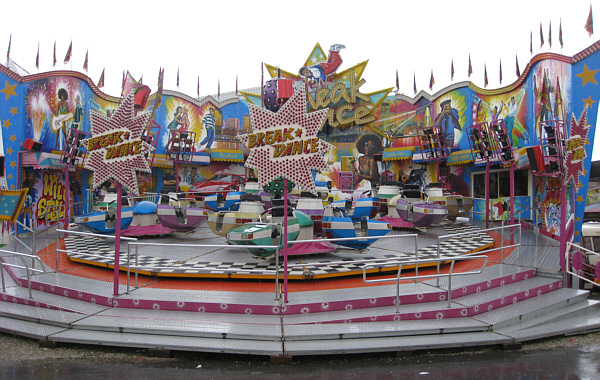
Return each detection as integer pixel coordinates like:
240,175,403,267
2,0,600,156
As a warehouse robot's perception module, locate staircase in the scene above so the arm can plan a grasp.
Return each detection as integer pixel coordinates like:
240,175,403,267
1,254,599,358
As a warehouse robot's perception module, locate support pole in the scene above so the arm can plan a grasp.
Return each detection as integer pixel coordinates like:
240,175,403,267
283,178,289,303
114,182,122,296
175,163,179,194
510,163,515,226
64,168,70,231
485,162,490,229
559,182,567,272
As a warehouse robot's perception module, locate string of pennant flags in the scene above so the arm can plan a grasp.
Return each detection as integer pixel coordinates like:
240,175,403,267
3,5,596,96
406,5,594,94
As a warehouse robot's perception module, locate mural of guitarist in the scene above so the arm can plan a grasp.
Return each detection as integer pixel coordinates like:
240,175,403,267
51,88,73,149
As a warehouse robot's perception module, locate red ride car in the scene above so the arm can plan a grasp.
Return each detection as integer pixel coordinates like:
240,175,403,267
188,173,245,199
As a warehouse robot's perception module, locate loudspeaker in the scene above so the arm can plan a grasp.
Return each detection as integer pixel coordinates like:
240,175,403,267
134,85,151,110
24,139,43,152
526,146,545,172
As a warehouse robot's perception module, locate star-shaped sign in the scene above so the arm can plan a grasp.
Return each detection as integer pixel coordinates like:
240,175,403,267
238,87,332,194
564,107,590,189
82,92,153,195
575,63,599,87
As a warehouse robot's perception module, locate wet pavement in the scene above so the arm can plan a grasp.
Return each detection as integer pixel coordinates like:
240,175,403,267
1,332,599,379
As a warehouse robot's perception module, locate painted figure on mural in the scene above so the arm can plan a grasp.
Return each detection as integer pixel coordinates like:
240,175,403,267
178,108,189,132
187,166,205,185
351,134,382,188
52,88,73,149
167,106,185,130
435,99,461,148
200,108,216,150
22,170,37,224
71,95,86,130
490,101,503,125
298,44,345,86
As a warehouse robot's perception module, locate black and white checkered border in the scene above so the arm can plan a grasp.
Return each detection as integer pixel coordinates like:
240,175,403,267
64,224,494,279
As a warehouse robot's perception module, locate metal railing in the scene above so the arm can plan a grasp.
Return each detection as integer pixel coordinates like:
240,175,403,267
436,223,521,266
565,241,600,290
0,249,46,299
363,255,489,312
125,233,419,301
125,241,282,298
56,229,138,295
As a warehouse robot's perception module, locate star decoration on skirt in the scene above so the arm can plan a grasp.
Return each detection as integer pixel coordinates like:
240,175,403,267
82,92,153,195
564,107,590,188
238,86,333,194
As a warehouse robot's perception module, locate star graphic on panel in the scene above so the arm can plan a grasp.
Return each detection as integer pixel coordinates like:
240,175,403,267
238,86,332,194
2,119,12,129
576,194,584,203
9,107,17,116
0,81,17,101
564,108,589,188
82,92,153,195
6,147,13,155
575,63,599,86
9,135,16,142
9,161,15,168
582,95,597,108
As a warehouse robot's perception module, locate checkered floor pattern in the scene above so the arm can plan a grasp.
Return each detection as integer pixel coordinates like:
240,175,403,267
64,224,495,279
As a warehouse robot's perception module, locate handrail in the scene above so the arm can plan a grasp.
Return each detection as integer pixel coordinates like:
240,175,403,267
565,241,600,289
363,255,489,312
0,248,46,299
56,229,137,279
126,241,281,299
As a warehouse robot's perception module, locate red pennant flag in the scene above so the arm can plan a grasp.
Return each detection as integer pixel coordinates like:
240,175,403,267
559,19,564,48
516,55,521,77
499,59,503,85
98,68,105,88
586,5,594,36
530,31,533,54
395,69,399,91
451,59,454,81
484,64,488,88
35,43,39,69
548,20,552,48
53,41,56,67
413,72,417,95
83,50,88,72
64,41,72,64
540,22,544,48
176,68,179,88
468,55,473,77
429,70,435,91
6,34,11,63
